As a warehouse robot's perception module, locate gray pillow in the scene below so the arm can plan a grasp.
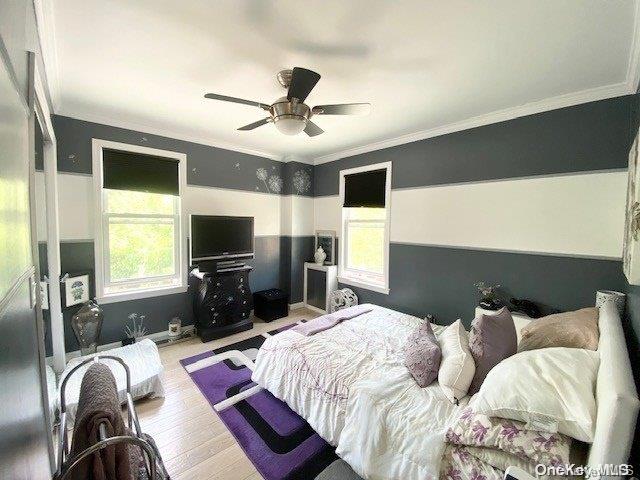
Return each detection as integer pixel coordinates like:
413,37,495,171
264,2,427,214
468,307,517,394
404,320,441,387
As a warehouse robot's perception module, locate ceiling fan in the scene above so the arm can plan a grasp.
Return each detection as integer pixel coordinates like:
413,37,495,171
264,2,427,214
204,67,371,137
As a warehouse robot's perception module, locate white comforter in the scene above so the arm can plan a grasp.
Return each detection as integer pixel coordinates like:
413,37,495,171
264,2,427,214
251,304,466,480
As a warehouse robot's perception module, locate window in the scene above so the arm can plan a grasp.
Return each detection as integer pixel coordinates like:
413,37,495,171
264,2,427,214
339,162,391,294
93,140,187,302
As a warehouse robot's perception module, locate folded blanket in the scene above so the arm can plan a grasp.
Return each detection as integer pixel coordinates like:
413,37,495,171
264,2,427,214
440,405,573,480
69,363,135,480
292,304,373,336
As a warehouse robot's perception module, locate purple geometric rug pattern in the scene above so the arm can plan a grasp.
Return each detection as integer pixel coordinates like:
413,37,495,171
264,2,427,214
180,323,337,480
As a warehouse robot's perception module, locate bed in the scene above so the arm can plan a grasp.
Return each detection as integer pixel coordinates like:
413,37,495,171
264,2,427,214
251,301,639,480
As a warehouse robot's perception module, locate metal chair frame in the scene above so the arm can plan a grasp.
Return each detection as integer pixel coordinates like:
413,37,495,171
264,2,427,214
54,355,158,480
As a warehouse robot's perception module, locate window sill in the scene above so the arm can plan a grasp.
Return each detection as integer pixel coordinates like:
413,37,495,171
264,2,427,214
97,284,188,304
338,276,390,295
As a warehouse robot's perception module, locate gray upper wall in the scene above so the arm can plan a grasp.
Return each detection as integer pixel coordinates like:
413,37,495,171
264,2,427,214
51,115,314,197
314,95,634,196
281,160,314,196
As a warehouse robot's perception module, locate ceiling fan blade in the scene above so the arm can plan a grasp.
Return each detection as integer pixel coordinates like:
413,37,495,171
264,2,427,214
312,103,371,115
287,67,321,102
304,120,324,137
237,118,271,131
205,93,270,111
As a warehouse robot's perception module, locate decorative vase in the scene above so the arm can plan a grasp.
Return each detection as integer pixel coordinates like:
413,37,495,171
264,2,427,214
168,317,182,338
595,290,626,316
314,246,327,265
329,288,358,312
71,300,104,356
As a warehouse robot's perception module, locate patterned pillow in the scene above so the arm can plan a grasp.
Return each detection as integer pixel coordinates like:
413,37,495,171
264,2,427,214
404,320,442,387
468,307,517,394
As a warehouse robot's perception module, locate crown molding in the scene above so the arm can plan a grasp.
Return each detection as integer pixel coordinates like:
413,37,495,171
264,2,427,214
314,4,640,166
55,108,285,161
39,0,640,167
280,154,314,165
33,0,60,111
313,81,632,165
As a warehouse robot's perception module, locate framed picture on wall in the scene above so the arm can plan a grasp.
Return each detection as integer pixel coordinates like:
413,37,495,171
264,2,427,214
315,230,336,265
624,127,640,285
62,273,91,307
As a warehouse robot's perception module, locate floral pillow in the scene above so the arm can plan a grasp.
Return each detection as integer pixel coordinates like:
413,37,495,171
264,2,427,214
445,406,572,469
404,320,442,387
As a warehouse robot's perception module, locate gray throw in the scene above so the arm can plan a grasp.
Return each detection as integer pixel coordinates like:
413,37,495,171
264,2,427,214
68,362,135,480
292,304,373,336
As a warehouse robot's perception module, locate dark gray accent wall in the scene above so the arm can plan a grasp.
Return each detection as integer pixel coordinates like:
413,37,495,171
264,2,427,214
281,161,314,197
279,236,315,304
51,115,314,350
315,95,634,196
41,237,287,351
316,96,634,325
53,115,312,196
291,236,315,302
345,243,626,325
64,292,192,353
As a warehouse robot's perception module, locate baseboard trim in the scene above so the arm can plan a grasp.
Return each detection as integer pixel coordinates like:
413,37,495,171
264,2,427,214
305,305,326,314
62,325,196,361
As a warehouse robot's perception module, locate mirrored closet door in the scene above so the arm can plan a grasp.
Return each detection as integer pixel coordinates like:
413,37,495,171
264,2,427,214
30,55,65,471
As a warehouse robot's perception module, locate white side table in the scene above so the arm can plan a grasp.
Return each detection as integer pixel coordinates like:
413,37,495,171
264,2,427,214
303,262,338,314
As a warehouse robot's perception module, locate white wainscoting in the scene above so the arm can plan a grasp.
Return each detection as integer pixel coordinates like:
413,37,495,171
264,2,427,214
280,195,315,237
184,185,282,237
313,171,627,259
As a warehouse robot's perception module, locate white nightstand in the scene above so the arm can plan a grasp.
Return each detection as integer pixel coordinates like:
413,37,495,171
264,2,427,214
303,263,338,314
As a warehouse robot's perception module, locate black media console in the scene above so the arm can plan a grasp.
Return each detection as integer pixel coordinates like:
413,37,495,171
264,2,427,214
189,264,253,342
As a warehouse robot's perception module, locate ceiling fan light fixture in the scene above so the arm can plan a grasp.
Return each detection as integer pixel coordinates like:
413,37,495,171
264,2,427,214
274,115,307,135
204,66,371,137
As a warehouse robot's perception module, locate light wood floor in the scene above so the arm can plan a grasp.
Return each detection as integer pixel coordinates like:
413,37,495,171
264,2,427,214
137,308,317,480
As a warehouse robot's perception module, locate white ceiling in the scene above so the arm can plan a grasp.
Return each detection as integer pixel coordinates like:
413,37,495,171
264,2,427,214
45,0,640,163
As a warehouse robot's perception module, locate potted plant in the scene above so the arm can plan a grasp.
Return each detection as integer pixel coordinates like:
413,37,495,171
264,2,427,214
122,313,148,345
474,282,503,311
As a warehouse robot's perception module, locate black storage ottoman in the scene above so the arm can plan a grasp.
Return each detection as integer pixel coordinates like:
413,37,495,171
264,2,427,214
253,289,289,322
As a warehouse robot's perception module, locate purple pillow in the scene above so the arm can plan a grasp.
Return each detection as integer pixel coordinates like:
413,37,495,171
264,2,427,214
404,320,442,387
468,307,517,394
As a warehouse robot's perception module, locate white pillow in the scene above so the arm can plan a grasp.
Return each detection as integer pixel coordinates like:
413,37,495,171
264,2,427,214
472,347,599,443
437,320,476,403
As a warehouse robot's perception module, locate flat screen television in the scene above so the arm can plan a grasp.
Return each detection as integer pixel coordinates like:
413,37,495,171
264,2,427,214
190,215,254,262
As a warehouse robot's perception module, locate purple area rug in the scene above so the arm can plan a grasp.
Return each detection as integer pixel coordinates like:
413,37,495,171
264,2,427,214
180,324,337,480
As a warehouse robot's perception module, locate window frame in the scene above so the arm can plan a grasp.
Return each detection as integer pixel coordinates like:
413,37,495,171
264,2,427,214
92,139,188,303
338,161,392,295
